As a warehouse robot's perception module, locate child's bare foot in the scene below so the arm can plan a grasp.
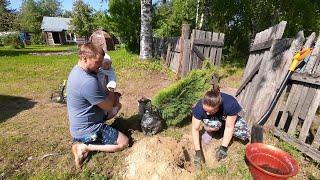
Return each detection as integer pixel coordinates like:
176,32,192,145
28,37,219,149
72,143,88,169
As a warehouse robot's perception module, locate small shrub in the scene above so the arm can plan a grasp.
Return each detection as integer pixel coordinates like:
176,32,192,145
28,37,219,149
152,62,218,126
31,33,44,45
1,33,25,49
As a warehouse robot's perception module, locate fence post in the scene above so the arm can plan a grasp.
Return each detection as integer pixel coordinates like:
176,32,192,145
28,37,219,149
177,24,190,78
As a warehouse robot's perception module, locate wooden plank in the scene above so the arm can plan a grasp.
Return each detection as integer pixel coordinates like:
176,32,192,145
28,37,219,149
313,53,320,73
189,29,196,72
303,32,318,73
250,39,273,52
181,39,191,77
274,33,309,129
237,22,287,121
236,60,262,96
193,38,223,47
275,31,305,126
273,127,320,163
299,88,320,142
287,84,310,135
193,30,201,69
297,34,320,120
299,88,316,120
243,27,273,122
241,32,261,80
198,30,206,68
165,42,171,66
311,124,320,149
277,84,298,129
291,72,320,86
249,22,289,123
280,33,317,126
210,32,219,64
203,31,211,59
215,33,225,66
192,46,206,61
271,32,305,126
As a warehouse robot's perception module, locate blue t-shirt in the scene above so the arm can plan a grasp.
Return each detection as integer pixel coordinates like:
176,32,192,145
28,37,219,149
67,65,106,138
192,92,242,121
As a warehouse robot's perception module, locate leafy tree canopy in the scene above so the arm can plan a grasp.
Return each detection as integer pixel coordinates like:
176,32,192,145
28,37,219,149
70,0,94,38
108,0,141,52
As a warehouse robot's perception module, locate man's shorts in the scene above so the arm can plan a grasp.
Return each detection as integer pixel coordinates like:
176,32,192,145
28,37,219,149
73,124,119,145
203,116,250,141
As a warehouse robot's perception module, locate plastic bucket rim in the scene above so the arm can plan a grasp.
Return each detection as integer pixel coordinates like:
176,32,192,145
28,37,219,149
245,143,299,178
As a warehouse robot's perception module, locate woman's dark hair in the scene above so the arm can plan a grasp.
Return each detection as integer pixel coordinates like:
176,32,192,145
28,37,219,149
203,75,222,107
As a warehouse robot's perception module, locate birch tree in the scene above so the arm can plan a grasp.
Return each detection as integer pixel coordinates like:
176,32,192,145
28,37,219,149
139,0,153,60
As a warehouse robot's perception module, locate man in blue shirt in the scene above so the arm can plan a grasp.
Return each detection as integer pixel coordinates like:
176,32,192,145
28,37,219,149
67,43,128,168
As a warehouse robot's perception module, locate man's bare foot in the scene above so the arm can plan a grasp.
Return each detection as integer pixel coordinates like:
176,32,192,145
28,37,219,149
72,143,88,169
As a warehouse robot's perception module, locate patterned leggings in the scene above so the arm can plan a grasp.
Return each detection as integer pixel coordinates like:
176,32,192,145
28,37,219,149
203,116,250,140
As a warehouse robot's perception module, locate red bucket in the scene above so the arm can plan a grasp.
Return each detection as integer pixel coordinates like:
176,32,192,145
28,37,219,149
245,143,299,180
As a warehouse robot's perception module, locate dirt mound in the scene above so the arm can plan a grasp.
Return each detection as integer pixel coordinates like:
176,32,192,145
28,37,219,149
123,136,194,180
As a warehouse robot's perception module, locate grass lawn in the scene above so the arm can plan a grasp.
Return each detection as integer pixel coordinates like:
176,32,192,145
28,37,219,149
0,45,173,179
0,45,319,179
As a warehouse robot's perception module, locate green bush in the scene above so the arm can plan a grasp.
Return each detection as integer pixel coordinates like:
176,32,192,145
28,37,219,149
1,33,25,49
152,63,218,126
31,33,44,45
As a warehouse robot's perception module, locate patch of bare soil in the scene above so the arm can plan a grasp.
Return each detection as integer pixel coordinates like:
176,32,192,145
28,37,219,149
123,135,194,180
117,71,172,116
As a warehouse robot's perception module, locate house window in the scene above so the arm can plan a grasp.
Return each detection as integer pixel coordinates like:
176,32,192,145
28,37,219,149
66,32,75,42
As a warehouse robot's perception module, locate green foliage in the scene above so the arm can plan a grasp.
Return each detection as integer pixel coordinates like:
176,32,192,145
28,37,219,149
108,0,140,52
153,0,320,58
16,0,42,33
30,33,44,45
0,0,16,31
152,64,216,126
195,164,228,179
277,140,301,159
153,0,197,37
38,0,62,17
71,0,94,38
214,164,228,175
0,33,24,48
92,11,111,32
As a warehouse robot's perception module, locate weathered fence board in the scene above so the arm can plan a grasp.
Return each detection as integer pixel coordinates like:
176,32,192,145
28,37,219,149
272,32,320,163
277,33,317,132
210,32,219,64
161,25,225,77
236,21,288,124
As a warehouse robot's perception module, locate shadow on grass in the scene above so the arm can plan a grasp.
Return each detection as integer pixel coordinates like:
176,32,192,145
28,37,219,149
0,95,37,123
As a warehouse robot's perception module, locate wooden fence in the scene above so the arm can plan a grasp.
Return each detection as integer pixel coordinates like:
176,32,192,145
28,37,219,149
236,20,320,162
157,24,225,77
272,33,320,162
236,21,289,124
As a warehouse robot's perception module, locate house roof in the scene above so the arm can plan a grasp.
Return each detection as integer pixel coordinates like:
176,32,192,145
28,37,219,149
41,16,72,32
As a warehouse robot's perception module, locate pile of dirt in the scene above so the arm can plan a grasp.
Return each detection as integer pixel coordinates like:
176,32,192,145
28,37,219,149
123,136,194,180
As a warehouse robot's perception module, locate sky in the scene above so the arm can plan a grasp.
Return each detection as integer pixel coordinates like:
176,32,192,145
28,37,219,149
9,0,159,12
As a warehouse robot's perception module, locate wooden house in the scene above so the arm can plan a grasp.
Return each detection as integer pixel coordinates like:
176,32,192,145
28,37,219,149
41,16,76,45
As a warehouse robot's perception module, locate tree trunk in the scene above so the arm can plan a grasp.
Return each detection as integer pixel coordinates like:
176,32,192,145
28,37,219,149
140,0,153,60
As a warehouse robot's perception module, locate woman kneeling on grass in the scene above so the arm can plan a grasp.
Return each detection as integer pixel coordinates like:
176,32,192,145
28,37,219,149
192,78,250,165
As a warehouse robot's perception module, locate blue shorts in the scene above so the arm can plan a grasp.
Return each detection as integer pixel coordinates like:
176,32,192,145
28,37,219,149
73,124,119,145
